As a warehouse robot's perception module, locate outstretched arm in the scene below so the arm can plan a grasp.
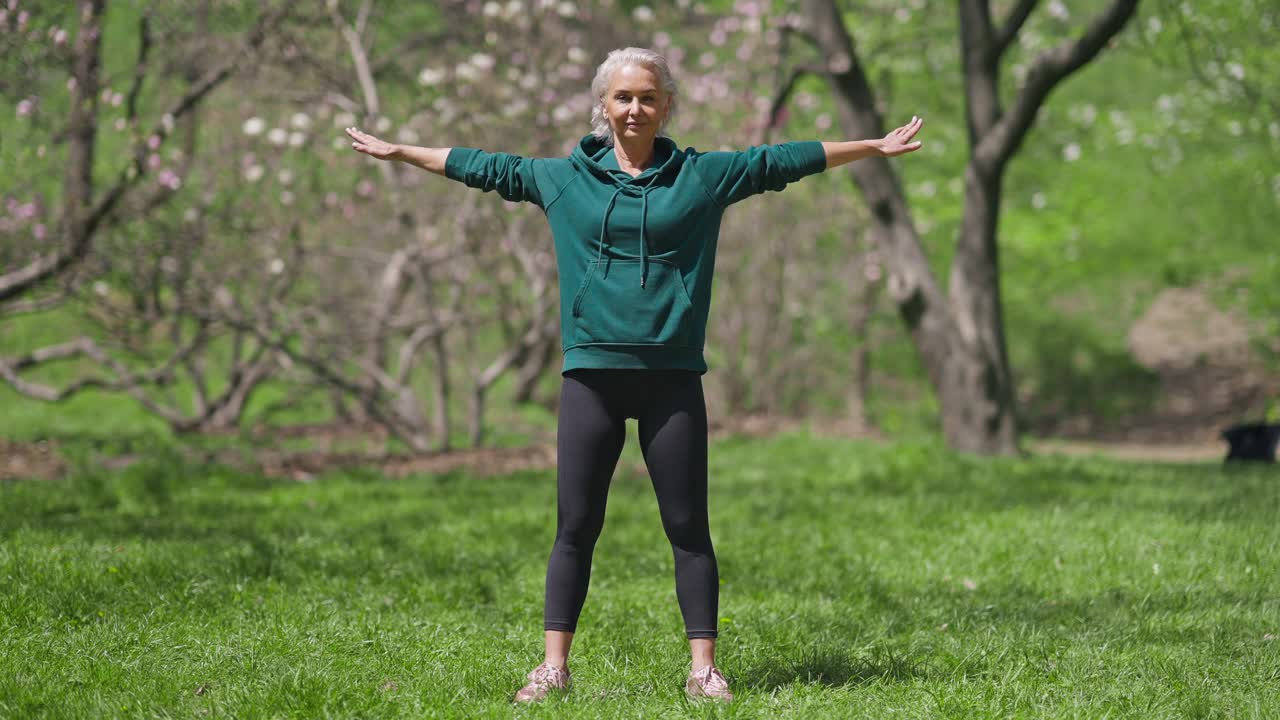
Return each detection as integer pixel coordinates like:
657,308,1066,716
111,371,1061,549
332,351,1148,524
345,126,449,175
822,116,924,169
347,127,549,206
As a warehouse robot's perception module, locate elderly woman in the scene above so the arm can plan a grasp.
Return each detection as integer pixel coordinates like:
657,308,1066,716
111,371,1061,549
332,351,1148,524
346,46,922,704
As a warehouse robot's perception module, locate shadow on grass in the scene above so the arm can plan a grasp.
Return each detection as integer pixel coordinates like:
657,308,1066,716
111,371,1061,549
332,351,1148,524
741,644,928,690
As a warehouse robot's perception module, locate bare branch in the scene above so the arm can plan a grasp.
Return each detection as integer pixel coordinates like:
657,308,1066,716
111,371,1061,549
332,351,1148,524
975,0,1139,171
759,64,825,144
0,334,194,405
0,293,70,317
124,13,153,124
0,4,288,304
995,0,1039,58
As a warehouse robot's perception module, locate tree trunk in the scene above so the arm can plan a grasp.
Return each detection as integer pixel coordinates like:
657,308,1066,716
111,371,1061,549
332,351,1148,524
854,159,1015,454
430,333,451,451
943,163,1018,452
800,0,1137,454
803,0,1018,454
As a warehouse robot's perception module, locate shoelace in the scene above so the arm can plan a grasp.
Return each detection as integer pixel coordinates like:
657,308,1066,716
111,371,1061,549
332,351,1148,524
528,664,565,687
693,665,728,692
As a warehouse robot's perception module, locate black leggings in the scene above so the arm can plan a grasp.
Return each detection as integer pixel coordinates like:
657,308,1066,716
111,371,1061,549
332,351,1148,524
544,368,719,640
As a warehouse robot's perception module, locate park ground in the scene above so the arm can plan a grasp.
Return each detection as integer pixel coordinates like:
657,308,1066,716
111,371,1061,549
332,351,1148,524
2,430,1277,719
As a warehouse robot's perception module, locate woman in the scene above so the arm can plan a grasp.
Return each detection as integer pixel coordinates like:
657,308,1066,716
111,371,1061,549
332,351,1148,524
346,46,923,704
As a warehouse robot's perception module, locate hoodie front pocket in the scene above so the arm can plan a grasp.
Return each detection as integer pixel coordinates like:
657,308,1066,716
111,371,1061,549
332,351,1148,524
570,258,694,346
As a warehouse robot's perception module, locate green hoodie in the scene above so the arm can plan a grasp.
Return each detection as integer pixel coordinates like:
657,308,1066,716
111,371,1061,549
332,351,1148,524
445,134,827,374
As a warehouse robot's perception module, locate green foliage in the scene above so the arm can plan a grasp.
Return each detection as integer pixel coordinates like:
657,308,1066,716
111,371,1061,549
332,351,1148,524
3,0,1276,444
2,434,1278,716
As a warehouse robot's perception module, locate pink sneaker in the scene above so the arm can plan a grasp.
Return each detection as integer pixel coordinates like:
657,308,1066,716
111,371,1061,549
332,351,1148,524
685,664,733,702
513,661,571,703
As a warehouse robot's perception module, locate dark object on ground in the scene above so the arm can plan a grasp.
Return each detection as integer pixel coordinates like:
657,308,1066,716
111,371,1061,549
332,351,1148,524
1221,423,1280,463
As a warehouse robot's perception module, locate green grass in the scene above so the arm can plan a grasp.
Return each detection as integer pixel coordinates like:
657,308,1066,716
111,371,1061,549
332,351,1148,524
2,432,1277,718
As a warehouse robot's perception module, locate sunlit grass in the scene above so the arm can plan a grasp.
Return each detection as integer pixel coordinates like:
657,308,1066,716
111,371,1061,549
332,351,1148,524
2,432,1276,718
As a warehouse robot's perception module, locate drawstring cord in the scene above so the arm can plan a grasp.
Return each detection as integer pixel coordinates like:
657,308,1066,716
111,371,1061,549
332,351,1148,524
639,188,650,288
593,179,656,289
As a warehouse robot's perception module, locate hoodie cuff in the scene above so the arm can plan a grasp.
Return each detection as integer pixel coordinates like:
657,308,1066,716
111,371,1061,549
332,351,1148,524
444,147,480,183
790,140,829,175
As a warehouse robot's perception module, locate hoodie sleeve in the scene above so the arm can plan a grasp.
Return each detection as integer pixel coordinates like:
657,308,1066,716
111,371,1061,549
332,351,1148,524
444,148,549,208
690,141,827,207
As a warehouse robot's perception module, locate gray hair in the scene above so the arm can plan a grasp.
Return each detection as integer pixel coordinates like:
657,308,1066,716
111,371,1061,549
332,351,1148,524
589,47,679,145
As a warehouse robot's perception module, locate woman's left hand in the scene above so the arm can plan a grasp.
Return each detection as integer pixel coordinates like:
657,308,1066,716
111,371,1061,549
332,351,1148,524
878,116,924,157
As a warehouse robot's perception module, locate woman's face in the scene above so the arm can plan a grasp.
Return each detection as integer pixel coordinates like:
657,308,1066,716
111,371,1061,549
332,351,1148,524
604,64,671,143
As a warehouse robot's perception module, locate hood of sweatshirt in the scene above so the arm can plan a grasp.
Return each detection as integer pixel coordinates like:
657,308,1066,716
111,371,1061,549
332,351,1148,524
569,134,686,288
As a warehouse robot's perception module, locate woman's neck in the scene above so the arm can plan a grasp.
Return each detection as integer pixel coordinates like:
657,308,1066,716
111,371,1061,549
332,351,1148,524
612,136,655,176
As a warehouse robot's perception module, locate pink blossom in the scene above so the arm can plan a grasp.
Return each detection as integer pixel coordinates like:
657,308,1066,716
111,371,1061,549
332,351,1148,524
356,179,374,197
16,98,32,117
53,27,67,45
33,223,46,240
147,134,161,150
67,77,77,92
147,153,161,169
17,9,27,31
158,169,180,190
736,43,753,61
16,202,36,220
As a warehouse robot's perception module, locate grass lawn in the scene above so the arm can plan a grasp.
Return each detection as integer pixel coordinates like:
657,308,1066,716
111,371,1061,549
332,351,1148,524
1,431,1277,718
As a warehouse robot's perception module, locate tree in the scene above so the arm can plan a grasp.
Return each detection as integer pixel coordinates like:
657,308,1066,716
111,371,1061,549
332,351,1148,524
0,1,292,431
788,0,1139,454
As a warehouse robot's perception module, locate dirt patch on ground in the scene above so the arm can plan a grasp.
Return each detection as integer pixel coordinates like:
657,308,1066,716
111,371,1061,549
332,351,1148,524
1040,286,1277,446
1027,438,1227,463
0,413,851,482
0,439,66,481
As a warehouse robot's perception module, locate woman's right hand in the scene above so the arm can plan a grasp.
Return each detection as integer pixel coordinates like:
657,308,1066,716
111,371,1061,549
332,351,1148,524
345,126,400,161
